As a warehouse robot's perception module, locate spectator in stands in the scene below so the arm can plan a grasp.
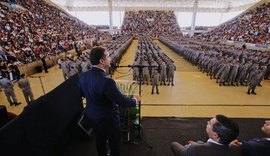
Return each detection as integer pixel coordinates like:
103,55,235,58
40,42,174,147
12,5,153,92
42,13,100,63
197,2,270,45
231,120,270,156
170,114,240,156
0,46,7,61
79,47,141,156
121,10,181,37
18,74,34,104
0,61,9,79
0,0,105,66
9,63,20,81
39,53,48,73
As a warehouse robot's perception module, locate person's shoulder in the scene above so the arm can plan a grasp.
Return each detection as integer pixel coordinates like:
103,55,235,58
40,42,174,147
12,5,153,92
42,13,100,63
193,143,240,155
244,138,270,146
79,70,91,78
192,142,222,150
104,76,114,82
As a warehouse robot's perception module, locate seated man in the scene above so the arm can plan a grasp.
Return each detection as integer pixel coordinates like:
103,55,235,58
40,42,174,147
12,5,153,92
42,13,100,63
231,120,270,156
171,114,240,156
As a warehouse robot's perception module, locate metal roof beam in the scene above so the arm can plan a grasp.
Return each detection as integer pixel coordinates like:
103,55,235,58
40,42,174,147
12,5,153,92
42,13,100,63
64,6,231,13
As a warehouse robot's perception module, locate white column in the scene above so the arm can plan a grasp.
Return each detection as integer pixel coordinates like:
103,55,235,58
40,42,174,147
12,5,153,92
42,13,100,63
219,13,224,24
108,0,113,30
190,0,198,37
120,11,122,27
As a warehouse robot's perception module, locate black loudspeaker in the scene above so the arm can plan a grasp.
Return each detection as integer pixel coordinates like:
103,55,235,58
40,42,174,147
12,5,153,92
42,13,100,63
35,66,43,73
0,105,8,128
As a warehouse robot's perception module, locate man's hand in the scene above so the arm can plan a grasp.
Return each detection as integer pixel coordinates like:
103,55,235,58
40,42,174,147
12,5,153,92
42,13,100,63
230,139,242,147
187,140,197,145
135,95,142,103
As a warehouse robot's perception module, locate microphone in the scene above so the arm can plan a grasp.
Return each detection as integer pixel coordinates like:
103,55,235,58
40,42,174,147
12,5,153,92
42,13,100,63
129,65,158,68
111,65,158,68
111,65,130,68
29,76,45,78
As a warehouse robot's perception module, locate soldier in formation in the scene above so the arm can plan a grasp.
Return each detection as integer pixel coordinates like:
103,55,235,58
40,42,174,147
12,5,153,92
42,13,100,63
18,74,34,104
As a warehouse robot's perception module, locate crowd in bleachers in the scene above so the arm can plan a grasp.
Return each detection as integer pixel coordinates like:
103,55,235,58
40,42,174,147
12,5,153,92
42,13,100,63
121,10,181,37
132,35,176,86
0,0,115,81
196,2,270,45
0,0,112,66
160,34,270,94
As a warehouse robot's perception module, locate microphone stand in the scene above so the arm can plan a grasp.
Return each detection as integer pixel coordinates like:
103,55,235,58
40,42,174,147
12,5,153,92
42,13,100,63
113,65,155,149
30,75,46,95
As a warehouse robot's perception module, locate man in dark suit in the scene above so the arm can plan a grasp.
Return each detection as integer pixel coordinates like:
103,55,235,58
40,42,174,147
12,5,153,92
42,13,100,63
170,114,240,156
231,120,270,156
79,47,141,156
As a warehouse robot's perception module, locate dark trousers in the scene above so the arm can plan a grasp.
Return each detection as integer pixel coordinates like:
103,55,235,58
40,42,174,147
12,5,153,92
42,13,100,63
94,128,121,156
42,59,48,73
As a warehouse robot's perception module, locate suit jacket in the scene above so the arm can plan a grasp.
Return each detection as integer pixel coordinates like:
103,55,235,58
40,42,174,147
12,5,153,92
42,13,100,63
79,67,136,133
171,141,241,156
241,138,270,156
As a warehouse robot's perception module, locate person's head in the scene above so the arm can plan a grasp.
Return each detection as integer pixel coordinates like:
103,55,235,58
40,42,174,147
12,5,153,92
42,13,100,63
20,74,25,78
262,120,270,137
90,47,111,69
206,114,239,145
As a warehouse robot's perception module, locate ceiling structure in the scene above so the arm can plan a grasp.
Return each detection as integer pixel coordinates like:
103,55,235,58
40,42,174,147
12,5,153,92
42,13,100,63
51,0,261,13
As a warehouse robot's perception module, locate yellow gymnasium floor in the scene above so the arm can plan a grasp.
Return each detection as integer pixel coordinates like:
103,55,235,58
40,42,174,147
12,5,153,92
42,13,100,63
1,40,270,118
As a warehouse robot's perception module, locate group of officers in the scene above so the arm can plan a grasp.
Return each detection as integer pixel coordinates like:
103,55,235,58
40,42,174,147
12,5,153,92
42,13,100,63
58,53,92,80
58,35,134,81
161,35,270,95
0,73,34,106
132,36,176,94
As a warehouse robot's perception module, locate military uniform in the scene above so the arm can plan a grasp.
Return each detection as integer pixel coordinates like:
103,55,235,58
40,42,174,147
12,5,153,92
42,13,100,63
1,77,21,105
18,76,34,103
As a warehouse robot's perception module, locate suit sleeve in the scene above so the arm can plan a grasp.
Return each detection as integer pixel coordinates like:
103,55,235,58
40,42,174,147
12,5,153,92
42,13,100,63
186,145,197,156
171,142,197,156
78,76,85,97
241,140,258,156
104,78,136,107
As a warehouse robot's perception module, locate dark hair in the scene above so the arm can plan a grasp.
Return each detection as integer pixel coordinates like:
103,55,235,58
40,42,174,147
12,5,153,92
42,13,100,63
213,114,239,145
20,74,25,78
89,47,106,65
